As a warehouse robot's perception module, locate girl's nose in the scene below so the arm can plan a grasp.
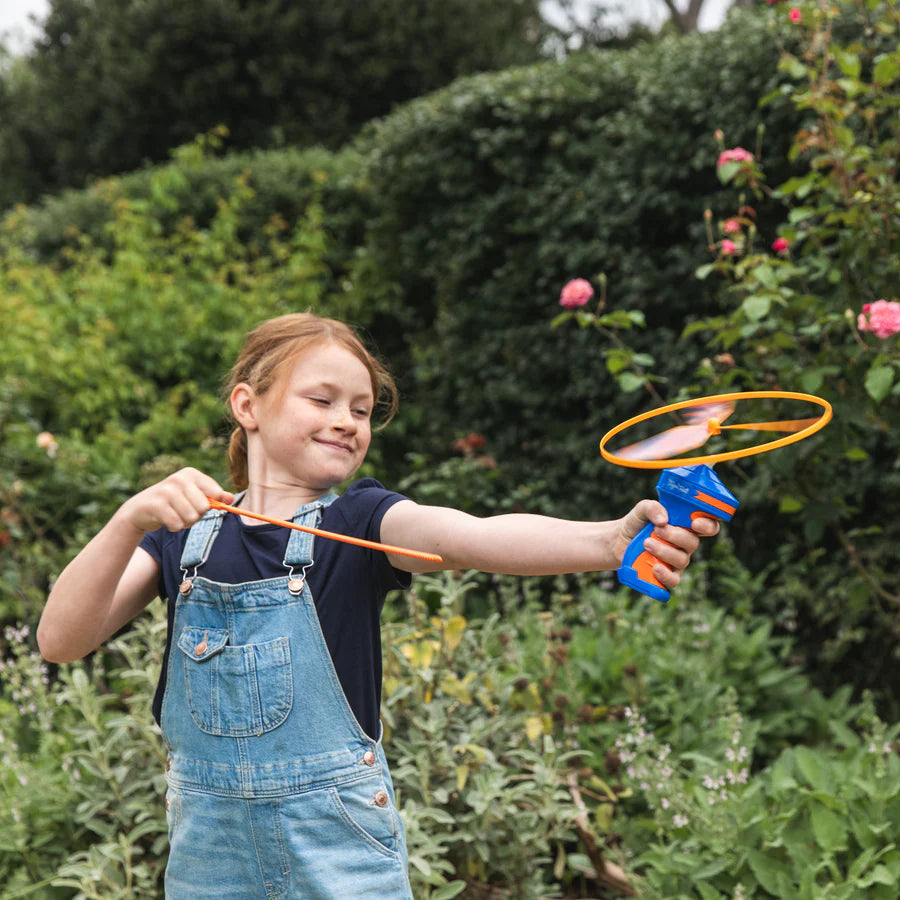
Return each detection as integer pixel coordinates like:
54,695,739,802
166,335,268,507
331,404,356,432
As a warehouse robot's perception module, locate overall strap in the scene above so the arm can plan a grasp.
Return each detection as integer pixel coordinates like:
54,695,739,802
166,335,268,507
178,492,246,572
283,492,339,568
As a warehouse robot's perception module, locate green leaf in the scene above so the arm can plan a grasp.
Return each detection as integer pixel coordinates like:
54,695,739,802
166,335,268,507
810,803,848,853
617,372,645,393
832,47,861,78
800,370,823,393
605,349,631,374
694,857,729,879
779,496,804,514
865,365,894,403
747,849,793,895
858,865,897,889
794,746,831,791
742,295,771,322
779,55,808,80
717,160,743,183
409,854,433,877
753,264,779,291
788,207,816,224
873,53,900,85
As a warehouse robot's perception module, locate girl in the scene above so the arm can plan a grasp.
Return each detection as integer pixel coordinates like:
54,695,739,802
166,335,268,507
38,312,718,898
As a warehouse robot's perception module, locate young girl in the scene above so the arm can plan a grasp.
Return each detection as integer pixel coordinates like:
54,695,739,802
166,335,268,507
38,312,718,899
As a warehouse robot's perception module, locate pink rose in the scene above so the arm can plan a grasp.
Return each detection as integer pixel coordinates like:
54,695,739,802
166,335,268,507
772,237,791,253
717,147,754,169
724,218,741,234
789,8,801,23
559,278,594,309
857,300,900,339
721,239,737,256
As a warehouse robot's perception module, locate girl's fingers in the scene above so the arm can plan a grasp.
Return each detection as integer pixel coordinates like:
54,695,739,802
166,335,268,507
149,468,233,532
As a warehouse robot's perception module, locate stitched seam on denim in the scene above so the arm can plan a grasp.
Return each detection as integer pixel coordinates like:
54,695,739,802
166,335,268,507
245,796,272,897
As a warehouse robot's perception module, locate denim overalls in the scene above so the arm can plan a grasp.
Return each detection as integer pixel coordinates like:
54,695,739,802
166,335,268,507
161,494,413,899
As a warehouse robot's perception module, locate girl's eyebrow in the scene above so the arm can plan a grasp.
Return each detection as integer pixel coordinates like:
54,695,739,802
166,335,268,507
300,379,374,401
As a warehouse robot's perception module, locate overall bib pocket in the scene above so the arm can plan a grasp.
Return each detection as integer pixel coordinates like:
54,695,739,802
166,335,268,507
176,626,293,736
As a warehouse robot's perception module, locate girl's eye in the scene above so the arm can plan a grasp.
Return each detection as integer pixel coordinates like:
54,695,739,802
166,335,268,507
308,396,330,405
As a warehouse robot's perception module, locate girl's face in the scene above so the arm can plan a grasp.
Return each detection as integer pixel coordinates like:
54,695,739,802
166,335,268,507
243,342,375,492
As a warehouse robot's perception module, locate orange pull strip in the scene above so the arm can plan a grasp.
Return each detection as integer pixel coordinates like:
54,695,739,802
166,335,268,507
206,498,443,564
694,491,737,516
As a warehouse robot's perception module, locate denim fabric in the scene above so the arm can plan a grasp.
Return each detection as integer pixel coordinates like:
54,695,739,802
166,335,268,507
162,495,412,898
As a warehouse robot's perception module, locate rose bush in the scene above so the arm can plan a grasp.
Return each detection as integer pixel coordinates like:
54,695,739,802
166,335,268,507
689,0,899,707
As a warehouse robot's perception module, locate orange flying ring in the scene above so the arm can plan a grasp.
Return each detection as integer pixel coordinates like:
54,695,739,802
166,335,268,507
600,390,833,469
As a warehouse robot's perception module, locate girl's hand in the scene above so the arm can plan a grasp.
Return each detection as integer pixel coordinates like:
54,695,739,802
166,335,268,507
613,499,720,589
118,467,235,535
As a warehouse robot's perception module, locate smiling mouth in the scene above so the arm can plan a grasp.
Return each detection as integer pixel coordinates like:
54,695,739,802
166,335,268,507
316,439,354,454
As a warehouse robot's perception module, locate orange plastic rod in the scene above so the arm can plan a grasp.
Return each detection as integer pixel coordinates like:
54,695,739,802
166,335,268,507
719,418,822,433
206,498,443,563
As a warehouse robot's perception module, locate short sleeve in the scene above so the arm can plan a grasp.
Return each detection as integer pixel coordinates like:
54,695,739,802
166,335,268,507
326,479,412,590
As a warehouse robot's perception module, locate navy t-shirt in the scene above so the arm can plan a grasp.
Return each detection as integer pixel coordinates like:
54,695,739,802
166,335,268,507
139,478,412,740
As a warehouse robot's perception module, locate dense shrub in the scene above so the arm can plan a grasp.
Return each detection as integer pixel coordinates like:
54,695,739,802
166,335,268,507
350,9,800,515
0,152,332,625
685,0,899,708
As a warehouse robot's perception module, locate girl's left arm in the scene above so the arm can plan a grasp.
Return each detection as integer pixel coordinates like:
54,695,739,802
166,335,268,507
380,499,718,588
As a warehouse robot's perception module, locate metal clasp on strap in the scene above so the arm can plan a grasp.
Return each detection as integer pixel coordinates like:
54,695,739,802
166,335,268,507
178,567,198,596
285,561,314,595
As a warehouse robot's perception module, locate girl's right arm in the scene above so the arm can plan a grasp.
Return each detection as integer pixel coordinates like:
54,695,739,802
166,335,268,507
37,468,234,663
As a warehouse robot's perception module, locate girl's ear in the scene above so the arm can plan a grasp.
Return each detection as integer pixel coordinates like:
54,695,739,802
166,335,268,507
230,383,259,431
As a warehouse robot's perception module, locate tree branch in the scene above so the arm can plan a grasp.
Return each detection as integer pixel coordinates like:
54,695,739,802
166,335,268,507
566,772,636,896
657,0,707,33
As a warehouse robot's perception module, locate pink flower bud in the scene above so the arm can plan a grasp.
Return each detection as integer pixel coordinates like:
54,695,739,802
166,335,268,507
857,299,900,339
772,237,790,253
721,239,737,256
789,8,801,23
559,278,594,309
724,218,741,234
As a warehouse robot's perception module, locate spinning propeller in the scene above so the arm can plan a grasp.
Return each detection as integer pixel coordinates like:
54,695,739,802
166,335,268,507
601,390,832,469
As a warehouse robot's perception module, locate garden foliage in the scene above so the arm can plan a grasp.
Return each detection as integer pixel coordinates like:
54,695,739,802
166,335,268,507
3,571,896,897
